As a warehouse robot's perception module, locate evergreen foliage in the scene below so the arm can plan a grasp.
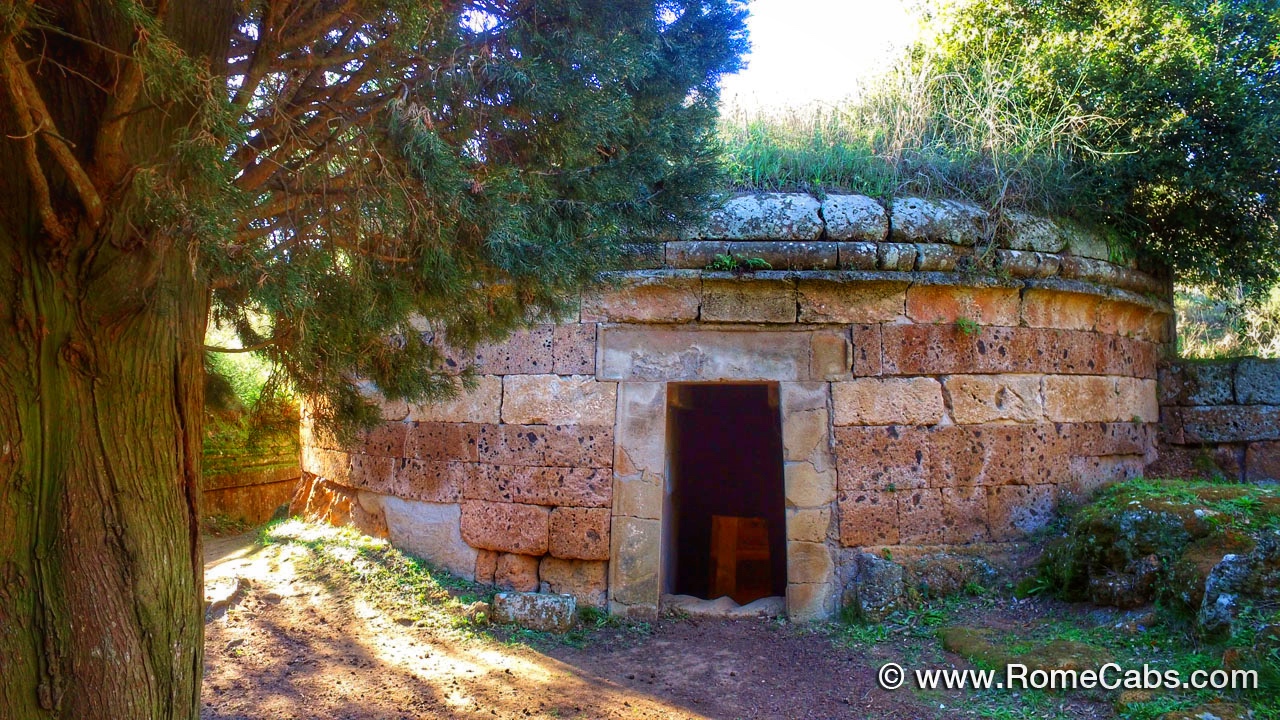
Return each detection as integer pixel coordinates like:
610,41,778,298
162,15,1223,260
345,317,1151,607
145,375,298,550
925,0,1280,294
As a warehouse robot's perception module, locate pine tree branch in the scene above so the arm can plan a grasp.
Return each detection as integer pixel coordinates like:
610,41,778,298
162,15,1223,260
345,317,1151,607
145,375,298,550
2,41,104,230
92,0,167,188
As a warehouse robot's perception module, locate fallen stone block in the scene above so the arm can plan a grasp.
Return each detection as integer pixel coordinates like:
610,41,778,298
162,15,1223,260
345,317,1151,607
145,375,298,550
491,591,576,633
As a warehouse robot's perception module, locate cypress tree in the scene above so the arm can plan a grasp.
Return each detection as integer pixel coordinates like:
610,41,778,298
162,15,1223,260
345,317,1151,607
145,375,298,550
0,2,747,716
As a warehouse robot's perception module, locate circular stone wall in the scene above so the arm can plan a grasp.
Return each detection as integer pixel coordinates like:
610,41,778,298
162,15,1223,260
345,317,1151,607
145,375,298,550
295,192,1173,621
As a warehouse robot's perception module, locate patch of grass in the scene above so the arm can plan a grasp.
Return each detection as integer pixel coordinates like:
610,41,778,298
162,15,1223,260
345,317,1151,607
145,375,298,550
202,513,251,537
705,253,772,272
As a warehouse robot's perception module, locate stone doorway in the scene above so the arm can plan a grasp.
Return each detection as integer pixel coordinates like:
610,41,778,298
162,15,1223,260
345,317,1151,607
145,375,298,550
665,383,787,604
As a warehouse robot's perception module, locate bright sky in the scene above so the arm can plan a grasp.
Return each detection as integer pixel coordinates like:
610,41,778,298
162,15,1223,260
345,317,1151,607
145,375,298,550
719,0,922,107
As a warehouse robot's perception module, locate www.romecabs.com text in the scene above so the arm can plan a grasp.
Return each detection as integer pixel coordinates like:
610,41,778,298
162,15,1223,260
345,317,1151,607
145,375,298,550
877,662,1257,692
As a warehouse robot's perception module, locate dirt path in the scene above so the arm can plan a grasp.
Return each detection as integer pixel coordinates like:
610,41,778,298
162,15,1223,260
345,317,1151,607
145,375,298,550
199,531,1106,720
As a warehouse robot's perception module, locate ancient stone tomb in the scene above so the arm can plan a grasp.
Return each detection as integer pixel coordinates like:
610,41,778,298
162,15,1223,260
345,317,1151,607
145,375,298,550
294,192,1173,621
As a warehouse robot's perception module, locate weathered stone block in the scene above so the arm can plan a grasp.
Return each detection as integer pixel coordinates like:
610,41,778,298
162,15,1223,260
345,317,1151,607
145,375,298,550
1246,441,1280,482
469,327,554,374
836,489,899,546
787,541,834,585
408,375,503,423
832,377,944,426
728,241,838,270
609,516,661,608
1095,300,1158,341
1164,361,1236,406
1033,328,1106,376
552,324,597,376
612,471,662,520
701,277,797,323
348,454,395,490
613,382,666,476
890,197,986,245
549,507,611,560
823,194,888,241
836,241,878,270
834,426,929,490
918,244,971,272
784,462,836,508
475,549,498,585
580,273,701,323
492,592,576,632
664,240,731,268
877,243,918,271
1044,375,1121,423
1063,223,1112,261
1003,210,1067,253
358,422,408,457
994,249,1060,279
383,498,478,580
879,324,978,375
811,331,852,381
1237,359,1280,405
782,409,829,464
898,489,948,545
905,285,1021,327
1021,289,1100,331
787,507,832,543
941,486,989,543
1116,377,1159,424
501,375,617,426
476,423,613,469
599,326,811,382
844,552,904,621
617,242,664,270
460,500,550,555
987,485,1056,541
850,324,883,377
797,279,908,324
1059,256,1126,288
405,422,479,462
465,464,612,508
389,458,465,503
539,557,608,608
1179,406,1280,443
495,553,540,592
787,582,835,622
944,374,1045,424
686,193,823,240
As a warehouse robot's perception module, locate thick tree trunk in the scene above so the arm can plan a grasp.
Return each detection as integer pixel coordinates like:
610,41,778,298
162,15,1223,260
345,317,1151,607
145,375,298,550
0,226,208,718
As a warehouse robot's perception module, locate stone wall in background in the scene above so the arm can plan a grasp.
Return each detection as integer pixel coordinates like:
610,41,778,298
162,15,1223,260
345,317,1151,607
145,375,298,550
293,191,1175,621
1150,359,1280,482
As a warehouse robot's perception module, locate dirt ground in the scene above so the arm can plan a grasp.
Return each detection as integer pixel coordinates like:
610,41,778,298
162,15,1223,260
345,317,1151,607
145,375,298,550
200,531,1113,720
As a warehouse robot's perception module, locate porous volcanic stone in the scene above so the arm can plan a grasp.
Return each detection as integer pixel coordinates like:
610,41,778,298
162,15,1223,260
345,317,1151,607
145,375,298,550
492,592,576,633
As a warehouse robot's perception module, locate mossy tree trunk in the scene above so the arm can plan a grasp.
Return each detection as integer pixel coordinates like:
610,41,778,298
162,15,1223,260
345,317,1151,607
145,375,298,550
0,2,235,716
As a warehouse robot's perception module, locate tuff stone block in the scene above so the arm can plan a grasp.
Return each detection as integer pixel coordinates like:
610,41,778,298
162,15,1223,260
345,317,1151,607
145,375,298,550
475,549,498,585
500,375,617,426
387,458,466,503
665,240,731,268
383,498,478,580
987,485,1056,540
941,486,989,543
787,541,835,585
469,327,554,374
405,422,479,462
782,409,830,465
1179,406,1280,443
495,553,540,592
701,276,797,323
580,273,701,323
797,279,908,324
811,331,852,381
784,462,836,508
905,285,1021,327
549,507,611,560
539,557,608,608
832,377,944,426
686,193,823,240
464,464,612,508
612,472,662,520
358,422,409,457
1237,359,1280,405
477,424,613,468
944,374,1045,424
1164,361,1236,406
787,507,833,543
994,249,1061,279
552,324,597,375
728,241,838,270
609,516,661,608
1021,289,1100,331
408,375,503,423
915,243,969,272
889,197,986,245
877,243,918,271
613,382,666,476
599,326,811,382
823,194,888,241
836,241,879,270
897,488,947,544
1003,210,1067,253
837,489,899,546
787,582,835,622
1044,375,1121,423
459,500,550,555
850,324,883,377
1246,441,1280,482
834,426,929,490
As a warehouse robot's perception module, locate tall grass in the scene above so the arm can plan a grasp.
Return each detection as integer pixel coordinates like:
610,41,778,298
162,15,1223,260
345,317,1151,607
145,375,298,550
1177,285,1280,359
718,48,1114,220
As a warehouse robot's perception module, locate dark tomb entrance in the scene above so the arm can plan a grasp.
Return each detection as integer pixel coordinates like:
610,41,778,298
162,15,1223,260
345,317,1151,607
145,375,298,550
666,383,787,604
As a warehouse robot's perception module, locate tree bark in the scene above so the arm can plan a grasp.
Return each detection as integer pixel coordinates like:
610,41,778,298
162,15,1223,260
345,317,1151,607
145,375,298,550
0,2,235,716
0,225,208,718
